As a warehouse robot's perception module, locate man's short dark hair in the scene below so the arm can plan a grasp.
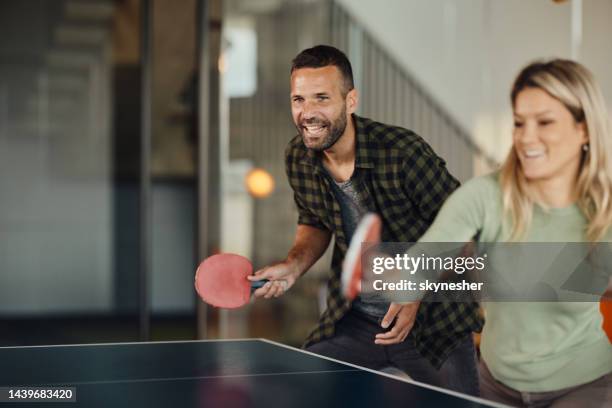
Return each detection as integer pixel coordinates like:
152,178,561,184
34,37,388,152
291,45,354,96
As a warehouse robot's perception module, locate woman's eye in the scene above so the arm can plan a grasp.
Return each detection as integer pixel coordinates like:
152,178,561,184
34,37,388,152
514,122,523,128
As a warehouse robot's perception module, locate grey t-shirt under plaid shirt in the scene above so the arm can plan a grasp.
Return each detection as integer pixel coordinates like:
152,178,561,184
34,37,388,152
324,169,390,317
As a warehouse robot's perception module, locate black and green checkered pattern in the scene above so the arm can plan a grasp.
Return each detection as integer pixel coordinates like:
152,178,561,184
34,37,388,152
285,114,483,368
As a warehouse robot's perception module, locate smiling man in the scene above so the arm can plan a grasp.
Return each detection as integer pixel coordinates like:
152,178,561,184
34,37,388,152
249,45,483,395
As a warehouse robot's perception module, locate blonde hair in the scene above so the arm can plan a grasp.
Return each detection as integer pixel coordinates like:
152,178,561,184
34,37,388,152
500,59,612,241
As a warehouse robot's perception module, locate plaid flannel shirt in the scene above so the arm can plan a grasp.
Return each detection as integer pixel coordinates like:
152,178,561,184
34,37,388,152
285,114,483,368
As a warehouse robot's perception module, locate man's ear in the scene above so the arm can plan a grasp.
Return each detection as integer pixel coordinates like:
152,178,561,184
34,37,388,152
346,88,359,114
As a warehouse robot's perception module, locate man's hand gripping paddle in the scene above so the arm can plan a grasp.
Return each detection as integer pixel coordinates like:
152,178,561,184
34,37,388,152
194,253,267,309
341,213,382,300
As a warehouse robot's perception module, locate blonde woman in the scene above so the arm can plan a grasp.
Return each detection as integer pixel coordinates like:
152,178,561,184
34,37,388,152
397,60,612,406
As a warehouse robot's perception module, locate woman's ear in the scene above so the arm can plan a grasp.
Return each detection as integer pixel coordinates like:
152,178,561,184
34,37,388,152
578,120,589,145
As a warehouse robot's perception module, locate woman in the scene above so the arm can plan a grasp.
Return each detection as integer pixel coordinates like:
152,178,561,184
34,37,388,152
404,59,612,406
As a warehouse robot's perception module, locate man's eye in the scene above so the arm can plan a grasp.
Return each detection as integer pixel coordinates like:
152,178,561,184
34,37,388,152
538,120,553,126
514,122,523,128
317,96,328,101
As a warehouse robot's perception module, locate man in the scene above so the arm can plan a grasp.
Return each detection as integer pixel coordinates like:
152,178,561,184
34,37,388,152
248,45,483,395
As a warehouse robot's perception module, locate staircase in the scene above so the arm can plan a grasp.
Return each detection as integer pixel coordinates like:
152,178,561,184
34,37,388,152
329,2,497,181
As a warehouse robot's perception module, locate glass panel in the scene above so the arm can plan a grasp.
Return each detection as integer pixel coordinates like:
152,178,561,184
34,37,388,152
150,0,198,340
0,0,142,345
218,0,331,345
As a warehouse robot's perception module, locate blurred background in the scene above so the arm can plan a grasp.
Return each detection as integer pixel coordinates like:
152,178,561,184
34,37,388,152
1,0,611,347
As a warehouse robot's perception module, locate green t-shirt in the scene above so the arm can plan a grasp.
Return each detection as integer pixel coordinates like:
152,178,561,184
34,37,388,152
419,173,612,392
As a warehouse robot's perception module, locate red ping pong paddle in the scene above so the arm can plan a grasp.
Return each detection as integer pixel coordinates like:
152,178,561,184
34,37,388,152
194,253,267,309
341,213,382,300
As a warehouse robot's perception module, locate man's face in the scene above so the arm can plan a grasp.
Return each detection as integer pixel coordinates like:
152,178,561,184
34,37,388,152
290,66,354,151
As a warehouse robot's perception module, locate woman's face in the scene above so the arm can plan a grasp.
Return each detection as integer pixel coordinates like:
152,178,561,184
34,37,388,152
513,87,587,182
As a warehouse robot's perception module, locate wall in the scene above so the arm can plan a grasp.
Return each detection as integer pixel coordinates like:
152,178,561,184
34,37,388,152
337,0,612,165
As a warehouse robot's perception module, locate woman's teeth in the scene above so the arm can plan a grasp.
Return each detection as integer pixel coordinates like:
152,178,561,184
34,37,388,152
524,149,545,158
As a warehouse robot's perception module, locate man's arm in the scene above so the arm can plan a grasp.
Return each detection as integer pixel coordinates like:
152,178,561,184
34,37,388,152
286,224,332,278
254,141,332,298
249,224,331,298
402,140,460,222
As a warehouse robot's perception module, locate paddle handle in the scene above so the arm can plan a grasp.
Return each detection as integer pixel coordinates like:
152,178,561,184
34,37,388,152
249,279,289,291
250,279,268,290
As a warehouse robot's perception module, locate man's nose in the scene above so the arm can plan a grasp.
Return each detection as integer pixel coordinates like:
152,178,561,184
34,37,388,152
301,100,317,119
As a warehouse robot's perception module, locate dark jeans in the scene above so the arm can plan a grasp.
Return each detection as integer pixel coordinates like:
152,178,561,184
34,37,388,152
306,308,479,396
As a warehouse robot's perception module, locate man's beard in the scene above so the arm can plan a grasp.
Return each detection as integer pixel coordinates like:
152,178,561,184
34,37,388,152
297,106,347,152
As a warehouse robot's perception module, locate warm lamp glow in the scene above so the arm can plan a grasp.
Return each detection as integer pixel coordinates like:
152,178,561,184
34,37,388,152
245,168,275,198
218,54,227,73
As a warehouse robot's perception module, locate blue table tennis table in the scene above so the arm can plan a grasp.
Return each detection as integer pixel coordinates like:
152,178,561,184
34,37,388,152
0,339,504,407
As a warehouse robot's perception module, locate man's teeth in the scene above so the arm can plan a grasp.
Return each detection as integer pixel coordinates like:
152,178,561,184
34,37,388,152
524,150,545,158
304,124,326,133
